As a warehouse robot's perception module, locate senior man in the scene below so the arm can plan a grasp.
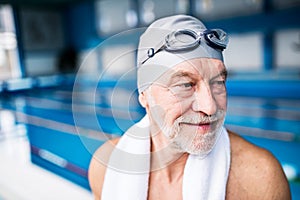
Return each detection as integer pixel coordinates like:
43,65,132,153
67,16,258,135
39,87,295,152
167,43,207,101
88,15,291,200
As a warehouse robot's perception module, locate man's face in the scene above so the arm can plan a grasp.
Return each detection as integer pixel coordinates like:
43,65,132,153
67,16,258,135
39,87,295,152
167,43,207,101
140,58,227,157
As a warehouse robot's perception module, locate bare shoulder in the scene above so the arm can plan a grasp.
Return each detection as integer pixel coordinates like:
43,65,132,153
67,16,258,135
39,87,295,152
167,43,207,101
227,130,291,200
88,137,120,200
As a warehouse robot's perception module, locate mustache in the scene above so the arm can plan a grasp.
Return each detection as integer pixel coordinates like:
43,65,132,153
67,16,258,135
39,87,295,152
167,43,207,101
177,110,226,124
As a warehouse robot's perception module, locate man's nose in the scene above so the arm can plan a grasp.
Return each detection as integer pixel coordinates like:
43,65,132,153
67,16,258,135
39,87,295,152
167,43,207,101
191,82,217,116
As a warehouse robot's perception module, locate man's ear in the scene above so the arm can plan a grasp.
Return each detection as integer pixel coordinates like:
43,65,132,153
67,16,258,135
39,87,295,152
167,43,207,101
138,92,148,108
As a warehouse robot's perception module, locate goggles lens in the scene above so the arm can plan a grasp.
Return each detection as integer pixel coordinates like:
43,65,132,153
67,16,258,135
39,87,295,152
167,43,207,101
142,28,228,65
203,29,228,50
165,29,199,51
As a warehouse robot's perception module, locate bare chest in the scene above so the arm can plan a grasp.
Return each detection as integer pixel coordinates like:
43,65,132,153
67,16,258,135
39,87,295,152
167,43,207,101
147,174,183,200
147,171,242,200
225,169,254,200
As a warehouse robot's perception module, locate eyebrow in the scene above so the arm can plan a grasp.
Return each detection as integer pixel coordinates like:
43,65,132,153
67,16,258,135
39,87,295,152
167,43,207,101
170,71,198,80
170,69,228,81
211,69,228,80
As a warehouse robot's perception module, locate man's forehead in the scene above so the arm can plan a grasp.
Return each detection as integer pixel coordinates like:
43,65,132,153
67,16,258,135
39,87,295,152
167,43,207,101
175,58,224,69
160,58,225,80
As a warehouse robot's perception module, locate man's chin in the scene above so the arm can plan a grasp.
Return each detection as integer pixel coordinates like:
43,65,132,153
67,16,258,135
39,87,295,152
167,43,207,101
173,127,223,157
186,147,215,158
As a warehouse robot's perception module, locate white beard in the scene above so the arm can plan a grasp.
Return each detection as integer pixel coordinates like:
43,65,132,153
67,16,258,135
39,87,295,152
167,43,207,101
162,111,225,157
150,104,225,157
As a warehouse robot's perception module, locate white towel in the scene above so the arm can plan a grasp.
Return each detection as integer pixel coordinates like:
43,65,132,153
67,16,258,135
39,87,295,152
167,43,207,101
101,115,231,200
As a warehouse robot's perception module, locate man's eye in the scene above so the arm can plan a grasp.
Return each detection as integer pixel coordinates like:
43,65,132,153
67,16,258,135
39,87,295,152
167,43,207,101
180,82,195,88
212,80,225,86
210,80,226,94
169,82,195,97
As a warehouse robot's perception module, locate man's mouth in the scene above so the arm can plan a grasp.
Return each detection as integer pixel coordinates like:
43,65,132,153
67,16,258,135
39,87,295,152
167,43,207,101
179,120,217,133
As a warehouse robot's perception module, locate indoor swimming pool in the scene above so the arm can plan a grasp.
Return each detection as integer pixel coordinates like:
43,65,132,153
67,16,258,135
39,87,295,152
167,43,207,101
0,79,299,198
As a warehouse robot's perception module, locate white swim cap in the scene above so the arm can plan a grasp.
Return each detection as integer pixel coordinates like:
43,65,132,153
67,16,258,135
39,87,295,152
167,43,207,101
137,15,228,93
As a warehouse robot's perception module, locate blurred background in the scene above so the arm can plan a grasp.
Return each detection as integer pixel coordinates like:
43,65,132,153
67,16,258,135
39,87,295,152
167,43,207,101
0,0,299,199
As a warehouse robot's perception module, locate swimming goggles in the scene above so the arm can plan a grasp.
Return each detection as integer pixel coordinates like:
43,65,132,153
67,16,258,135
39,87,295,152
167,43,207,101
140,28,228,65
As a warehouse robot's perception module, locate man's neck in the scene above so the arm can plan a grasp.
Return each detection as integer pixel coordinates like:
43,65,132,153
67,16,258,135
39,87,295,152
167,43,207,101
150,131,189,182
150,151,188,183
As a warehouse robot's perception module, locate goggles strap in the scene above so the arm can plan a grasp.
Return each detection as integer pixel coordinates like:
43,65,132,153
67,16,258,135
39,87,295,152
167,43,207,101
140,39,166,65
